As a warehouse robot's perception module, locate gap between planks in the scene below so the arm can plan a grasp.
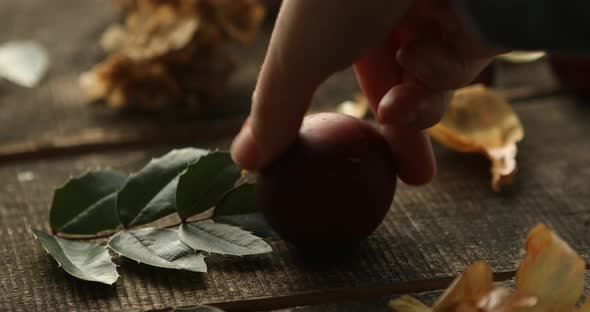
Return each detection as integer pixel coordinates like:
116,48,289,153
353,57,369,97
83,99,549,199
149,271,516,312
0,85,562,166
0,117,244,165
150,260,590,311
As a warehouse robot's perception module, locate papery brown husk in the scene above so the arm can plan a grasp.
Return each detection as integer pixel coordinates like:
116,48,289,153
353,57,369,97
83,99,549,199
429,84,524,192
80,43,235,114
579,298,590,312
432,261,494,312
82,0,265,113
390,295,431,312
514,224,585,312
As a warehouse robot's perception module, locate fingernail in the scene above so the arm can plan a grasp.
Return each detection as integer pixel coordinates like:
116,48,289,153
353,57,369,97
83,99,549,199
230,124,259,169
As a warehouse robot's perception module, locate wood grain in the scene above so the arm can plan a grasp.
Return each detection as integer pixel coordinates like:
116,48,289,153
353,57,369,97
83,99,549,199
266,276,590,312
0,0,360,160
0,119,242,165
1,1,588,311
1,96,589,311
0,0,565,164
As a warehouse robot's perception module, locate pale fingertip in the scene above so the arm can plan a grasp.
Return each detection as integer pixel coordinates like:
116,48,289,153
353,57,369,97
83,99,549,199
379,84,450,130
378,96,418,125
376,84,422,126
230,125,260,170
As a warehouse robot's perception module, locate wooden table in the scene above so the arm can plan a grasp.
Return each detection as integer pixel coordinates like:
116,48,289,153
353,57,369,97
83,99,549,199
1,1,589,311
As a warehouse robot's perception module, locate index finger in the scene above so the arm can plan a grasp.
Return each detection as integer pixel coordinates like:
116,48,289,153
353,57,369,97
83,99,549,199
230,0,412,170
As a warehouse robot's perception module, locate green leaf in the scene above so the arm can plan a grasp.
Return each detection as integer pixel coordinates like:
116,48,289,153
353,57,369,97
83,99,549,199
213,213,276,238
108,228,207,273
214,183,258,217
32,229,119,285
176,151,241,220
50,170,127,235
179,222,272,256
117,148,209,227
173,305,225,312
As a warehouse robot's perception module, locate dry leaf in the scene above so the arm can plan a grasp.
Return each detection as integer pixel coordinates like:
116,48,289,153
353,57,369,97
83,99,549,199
390,276,533,312
390,295,432,312
209,0,267,44
80,55,183,111
389,262,494,312
81,0,265,113
389,224,585,312
432,261,495,312
116,0,265,45
515,224,585,312
578,298,590,312
477,288,537,312
104,0,211,61
429,84,524,192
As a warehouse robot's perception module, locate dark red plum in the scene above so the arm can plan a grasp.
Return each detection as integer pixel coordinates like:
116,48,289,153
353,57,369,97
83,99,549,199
257,113,397,249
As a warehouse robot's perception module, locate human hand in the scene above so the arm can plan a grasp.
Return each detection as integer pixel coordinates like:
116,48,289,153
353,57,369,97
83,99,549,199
230,0,501,185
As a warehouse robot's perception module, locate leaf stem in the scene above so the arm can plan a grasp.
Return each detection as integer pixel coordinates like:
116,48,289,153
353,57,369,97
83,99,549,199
55,229,122,241
55,215,211,241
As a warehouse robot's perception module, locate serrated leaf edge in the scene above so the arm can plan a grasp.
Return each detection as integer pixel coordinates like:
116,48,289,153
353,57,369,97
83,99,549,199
118,148,210,227
107,228,207,273
176,151,240,220
126,176,179,226
179,222,272,256
51,170,126,233
52,169,125,198
31,229,120,285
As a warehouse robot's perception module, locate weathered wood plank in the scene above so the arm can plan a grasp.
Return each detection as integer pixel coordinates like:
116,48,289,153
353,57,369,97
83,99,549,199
1,95,589,311
0,0,360,157
0,0,567,164
264,277,590,312
208,275,516,312
0,0,256,149
495,58,559,90
495,58,563,101
0,119,242,164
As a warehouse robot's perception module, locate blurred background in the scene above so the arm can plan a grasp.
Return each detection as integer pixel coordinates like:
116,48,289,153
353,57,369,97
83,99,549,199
0,0,585,162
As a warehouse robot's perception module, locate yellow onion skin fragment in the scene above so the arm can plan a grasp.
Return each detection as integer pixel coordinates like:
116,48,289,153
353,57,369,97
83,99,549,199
432,261,494,312
389,295,432,312
578,297,590,312
429,84,524,192
515,224,585,312
388,224,586,312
